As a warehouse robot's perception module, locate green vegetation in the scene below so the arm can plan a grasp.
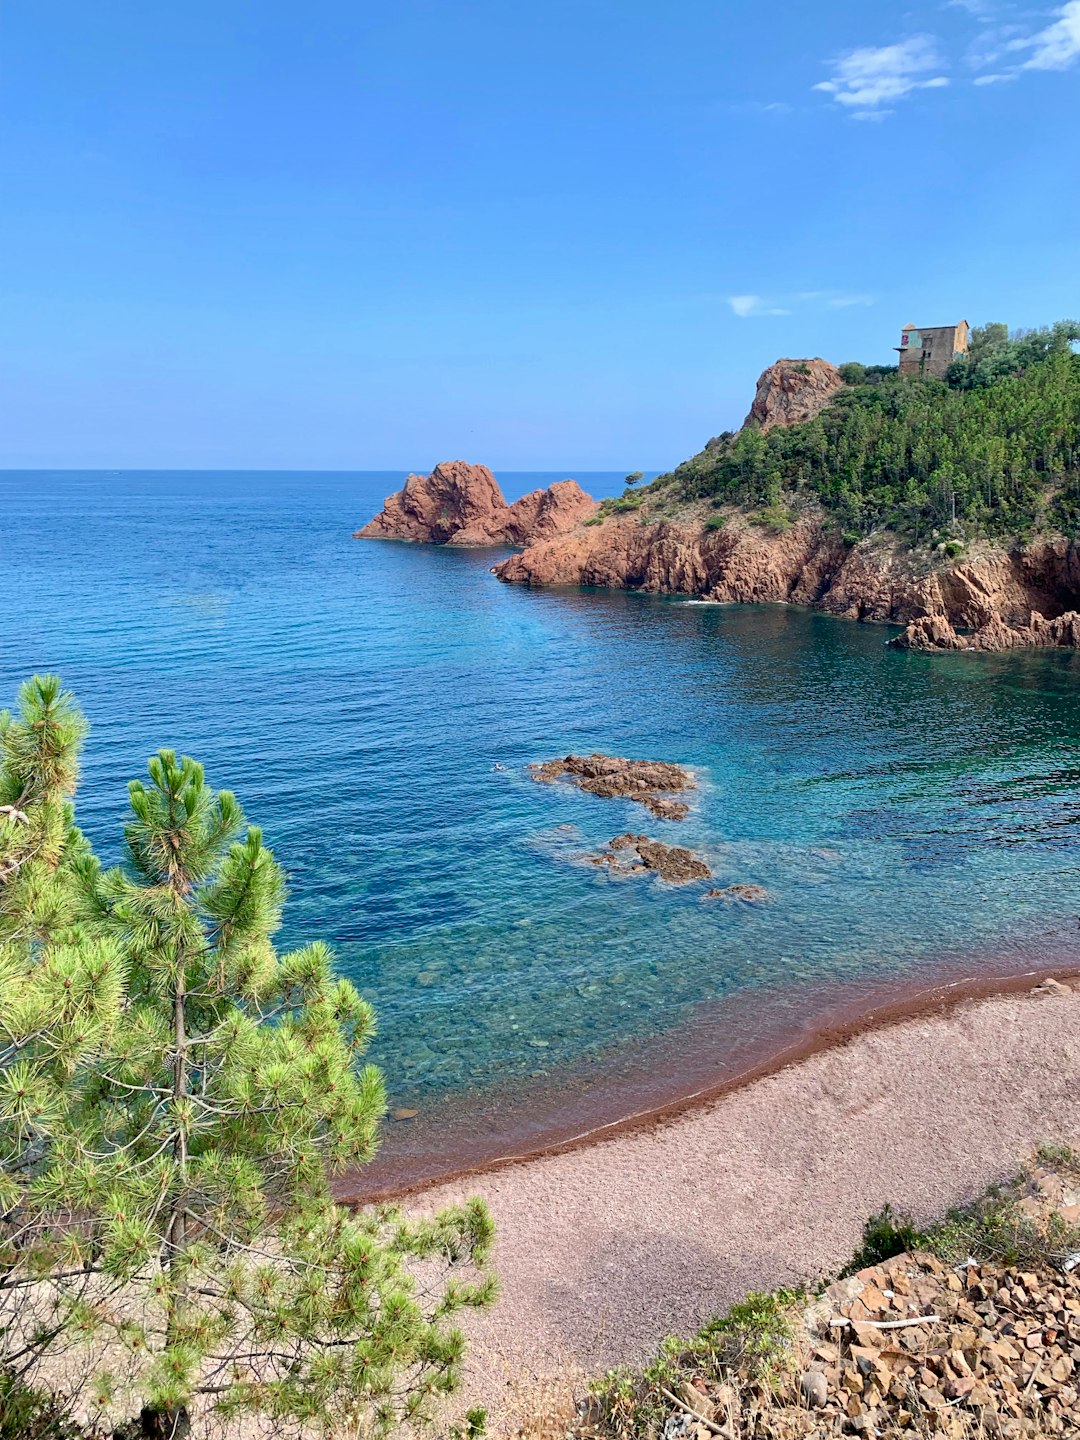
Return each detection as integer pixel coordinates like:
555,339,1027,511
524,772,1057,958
577,1151,1080,1440
597,489,647,517
651,320,1080,542
0,677,495,1439
590,1288,801,1440
748,503,797,535
845,1164,1080,1275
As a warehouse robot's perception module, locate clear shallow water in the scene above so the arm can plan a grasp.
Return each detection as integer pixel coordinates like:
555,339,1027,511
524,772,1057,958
4,471,1080,1175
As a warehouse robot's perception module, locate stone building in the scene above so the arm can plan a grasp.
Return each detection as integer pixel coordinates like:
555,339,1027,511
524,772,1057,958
897,320,969,378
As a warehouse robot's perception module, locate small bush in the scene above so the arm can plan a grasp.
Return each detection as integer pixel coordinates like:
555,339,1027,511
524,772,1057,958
608,492,645,514
0,1370,76,1440
588,1289,800,1439
704,514,726,533
749,504,797,535
843,1204,927,1275
942,539,965,558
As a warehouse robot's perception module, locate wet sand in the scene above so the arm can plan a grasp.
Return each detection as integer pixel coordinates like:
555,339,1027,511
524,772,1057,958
406,979,1080,1425
344,942,1080,1202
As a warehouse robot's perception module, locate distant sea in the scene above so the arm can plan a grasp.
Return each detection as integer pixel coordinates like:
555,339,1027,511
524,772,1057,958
5,470,1080,1188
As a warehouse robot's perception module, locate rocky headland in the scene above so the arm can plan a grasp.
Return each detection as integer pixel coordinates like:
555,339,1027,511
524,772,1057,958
496,513,1080,653
355,460,597,546
492,357,1080,653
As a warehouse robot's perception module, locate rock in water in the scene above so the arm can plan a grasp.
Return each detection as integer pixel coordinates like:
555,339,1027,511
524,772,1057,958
586,835,711,884
530,753,694,819
633,840,711,883
703,883,771,903
354,461,597,546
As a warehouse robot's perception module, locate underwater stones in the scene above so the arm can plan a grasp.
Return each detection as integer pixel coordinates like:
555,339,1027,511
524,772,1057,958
703,884,771,903
530,752,694,820
587,835,711,884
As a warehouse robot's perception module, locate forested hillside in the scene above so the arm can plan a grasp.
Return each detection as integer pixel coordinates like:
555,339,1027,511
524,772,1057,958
653,321,1080,542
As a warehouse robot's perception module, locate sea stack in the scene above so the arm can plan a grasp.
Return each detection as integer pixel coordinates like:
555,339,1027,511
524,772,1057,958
355,460,598,546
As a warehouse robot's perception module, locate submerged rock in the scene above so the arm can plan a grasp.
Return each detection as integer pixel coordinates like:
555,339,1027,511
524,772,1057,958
703,884,771,903
587,834,711,884
530,753,694,820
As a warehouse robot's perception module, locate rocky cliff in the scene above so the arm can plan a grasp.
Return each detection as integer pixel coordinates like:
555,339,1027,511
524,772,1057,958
355,461,597,546
743,358,845,432
490,353,1080,653
493,513,1080,652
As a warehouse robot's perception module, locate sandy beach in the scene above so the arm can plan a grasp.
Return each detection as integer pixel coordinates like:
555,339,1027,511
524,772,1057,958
410,979,1080,1427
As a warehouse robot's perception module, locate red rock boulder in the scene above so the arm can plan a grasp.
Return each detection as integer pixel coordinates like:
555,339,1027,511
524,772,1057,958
355,462,597,546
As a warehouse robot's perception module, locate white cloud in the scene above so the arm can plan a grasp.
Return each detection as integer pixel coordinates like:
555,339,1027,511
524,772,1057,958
729,291,875,319
815,35,950,115
728,295,790,318
947,0,999,19
973,69,1015,81
1009,0,1080,69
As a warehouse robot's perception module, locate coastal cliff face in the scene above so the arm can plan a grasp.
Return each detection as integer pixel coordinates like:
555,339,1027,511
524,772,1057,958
493,515,1080,652
743,358,845,432
355,461,597,546
490,352,1080,653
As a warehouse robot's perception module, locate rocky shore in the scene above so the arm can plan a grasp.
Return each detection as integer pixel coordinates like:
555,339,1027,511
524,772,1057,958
488,358,1080,654
494,511,1080,655
355,460,597,546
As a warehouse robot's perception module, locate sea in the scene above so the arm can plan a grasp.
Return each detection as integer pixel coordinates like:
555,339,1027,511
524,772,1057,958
4,469,1080,1191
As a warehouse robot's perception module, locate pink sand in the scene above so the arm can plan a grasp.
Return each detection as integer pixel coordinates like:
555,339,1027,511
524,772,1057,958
413,983,1080,1422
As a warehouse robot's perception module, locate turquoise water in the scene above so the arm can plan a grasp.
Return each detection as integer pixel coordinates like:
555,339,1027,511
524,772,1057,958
4,471,1080,1176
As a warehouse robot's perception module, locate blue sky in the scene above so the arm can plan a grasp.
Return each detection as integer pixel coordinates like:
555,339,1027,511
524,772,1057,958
2,0,1078,470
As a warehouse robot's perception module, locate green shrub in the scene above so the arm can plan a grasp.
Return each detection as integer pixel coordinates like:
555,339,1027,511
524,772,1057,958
0,1370,76,1440
749,503,797,534
843,1204,927,1275
589,1289,801,1440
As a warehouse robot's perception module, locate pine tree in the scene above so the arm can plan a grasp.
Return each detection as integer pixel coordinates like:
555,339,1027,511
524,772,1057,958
0,683,496,1439
0,678,124,1369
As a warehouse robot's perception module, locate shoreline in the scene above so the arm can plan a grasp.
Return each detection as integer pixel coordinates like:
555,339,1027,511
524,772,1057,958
406,977,1080,1425
341,939,1080,1205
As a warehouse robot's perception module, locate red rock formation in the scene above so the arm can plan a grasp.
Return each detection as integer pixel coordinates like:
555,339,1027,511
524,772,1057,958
355,462,597,546
892,608,1080,652
494,514,1080,654
743,358,845,433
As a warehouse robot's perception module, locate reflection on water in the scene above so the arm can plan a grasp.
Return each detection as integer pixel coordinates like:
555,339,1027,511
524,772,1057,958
2,470,1079,1167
